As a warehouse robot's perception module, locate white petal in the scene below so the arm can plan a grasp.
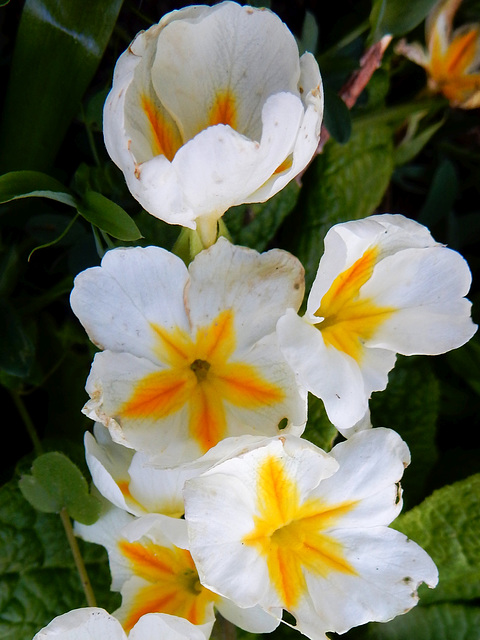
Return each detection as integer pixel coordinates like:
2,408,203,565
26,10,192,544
33,608,126,640
187,238,305,347
216,597,281,634
301,527,438,636
70,247,189,357
130,613,211,640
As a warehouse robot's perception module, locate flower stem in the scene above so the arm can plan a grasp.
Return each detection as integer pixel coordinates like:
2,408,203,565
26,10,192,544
59,507,97,607
10,390,42,456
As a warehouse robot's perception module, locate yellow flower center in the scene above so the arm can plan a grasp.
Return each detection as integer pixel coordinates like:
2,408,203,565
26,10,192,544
243,454,357,609
120,310,285,453
118,539,218,631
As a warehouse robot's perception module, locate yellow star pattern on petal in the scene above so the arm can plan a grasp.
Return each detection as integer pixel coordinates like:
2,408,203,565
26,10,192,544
120,310,285,453
243,452,357,609
313,246,395,363
118,539,218,631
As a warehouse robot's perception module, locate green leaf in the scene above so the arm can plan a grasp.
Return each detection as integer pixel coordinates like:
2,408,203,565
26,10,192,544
0,477,118,639
446,337,480,397
349,602,480,640
0,299,35,378
323,85,352,144
418,158,459,228
370,0,438,41
19,452,101,525
285,122,394,291
224,180,301,252
394,474,480,604
0,171,77,207
394,115,446,166
370,356,440,509
76,190,143,242
0,0,124,173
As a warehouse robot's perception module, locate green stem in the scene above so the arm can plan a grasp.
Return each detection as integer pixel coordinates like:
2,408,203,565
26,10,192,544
60,507,97,607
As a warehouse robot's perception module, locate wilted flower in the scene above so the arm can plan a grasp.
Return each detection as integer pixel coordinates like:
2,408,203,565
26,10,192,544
103,1,323,246
184,429,438,640
70,238,307,464
396,0,480,108
277,214,476,434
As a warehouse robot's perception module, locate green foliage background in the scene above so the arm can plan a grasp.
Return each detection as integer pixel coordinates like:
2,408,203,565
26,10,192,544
0,0,479,638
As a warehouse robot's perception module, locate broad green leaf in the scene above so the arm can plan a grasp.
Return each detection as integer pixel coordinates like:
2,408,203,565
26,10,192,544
0,299,35,378
0,171,77,207
0,0,124,172
370,0,438,41
394,474,480,603
348,602,480,640
323,85,352,144
0,477,118,640
285,122,394,291
76,190,143,242
370,356,440,510
19,452,101,525
224,180,301,252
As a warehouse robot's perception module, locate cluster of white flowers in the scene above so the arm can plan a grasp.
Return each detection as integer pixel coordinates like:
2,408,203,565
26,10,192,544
34,2,476,640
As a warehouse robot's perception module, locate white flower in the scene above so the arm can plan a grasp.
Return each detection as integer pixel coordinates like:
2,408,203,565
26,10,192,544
277,214,477,435
33,607,209,640
103,1,323,246
184,429,438,640
74,506,280,635
70,238,307,464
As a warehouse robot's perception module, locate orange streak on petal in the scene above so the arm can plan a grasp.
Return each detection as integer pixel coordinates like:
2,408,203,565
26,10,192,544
141,94,182,161
445,27,480,76
209,89,237,129
188,382,227,452
151,323,193,367
195,310,236,363
273,155,293,175
216,362,285,408
120,369,192,420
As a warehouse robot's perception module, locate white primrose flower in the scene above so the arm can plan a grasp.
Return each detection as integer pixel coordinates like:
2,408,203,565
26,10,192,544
33,607,209,640
184,429,439,640
70,238,307,465
277,214,477,435
74,506,280,636
103,1,323,246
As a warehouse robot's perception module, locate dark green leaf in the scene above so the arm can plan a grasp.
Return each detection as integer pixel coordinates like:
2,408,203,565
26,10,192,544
418,158,459,227
323,85,352,144
394,474,480,603
0,299,35,378
19,452,101,525
0,171,76,207
76,190,143,241
370,0,438,41
0,0,124,172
